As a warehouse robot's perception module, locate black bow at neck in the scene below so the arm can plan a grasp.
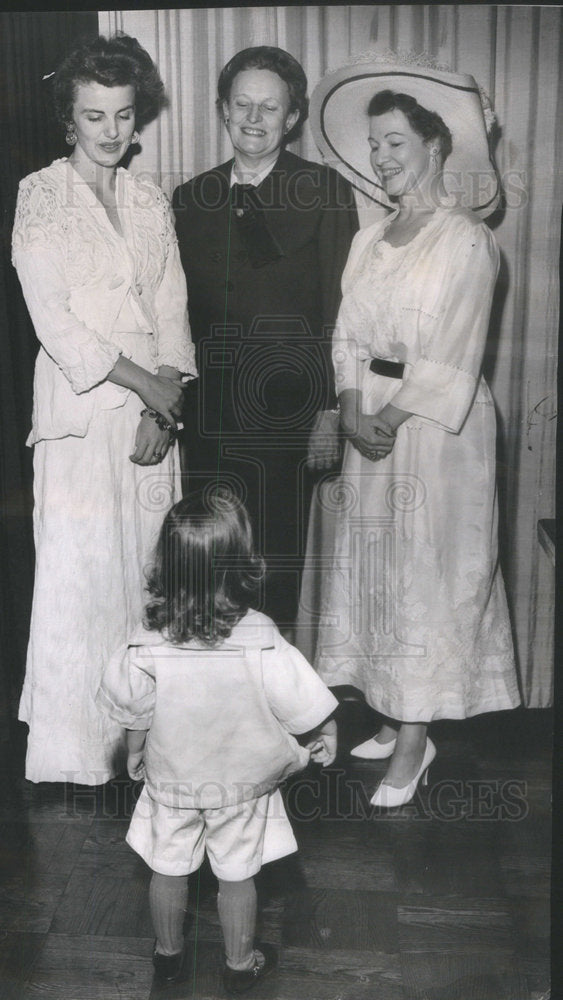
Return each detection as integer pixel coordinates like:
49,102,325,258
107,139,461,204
230,182,284,267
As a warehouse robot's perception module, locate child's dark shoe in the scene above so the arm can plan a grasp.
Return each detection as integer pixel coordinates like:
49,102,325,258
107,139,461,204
223,943,277,994
152,942,186,983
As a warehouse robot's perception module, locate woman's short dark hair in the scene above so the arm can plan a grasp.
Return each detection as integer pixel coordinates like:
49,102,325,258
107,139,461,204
53,33,167,131
144,487,265,647
368,90,452,162
217,45,309,143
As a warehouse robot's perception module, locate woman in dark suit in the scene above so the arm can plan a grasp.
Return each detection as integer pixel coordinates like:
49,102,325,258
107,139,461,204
173,46,358,629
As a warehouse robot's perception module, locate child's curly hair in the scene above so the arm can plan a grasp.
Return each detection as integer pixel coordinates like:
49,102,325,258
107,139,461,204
144,486,265,646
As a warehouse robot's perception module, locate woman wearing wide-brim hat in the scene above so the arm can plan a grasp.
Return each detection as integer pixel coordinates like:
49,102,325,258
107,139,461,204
309,52,521,808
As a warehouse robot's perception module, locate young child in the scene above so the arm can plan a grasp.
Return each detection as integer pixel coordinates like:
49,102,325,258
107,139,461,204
97,487,338,993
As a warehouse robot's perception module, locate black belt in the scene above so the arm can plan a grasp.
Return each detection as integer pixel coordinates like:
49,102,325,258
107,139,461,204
369,357,405,379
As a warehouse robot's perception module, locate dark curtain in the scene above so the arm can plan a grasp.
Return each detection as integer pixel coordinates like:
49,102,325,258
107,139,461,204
0,12,98,755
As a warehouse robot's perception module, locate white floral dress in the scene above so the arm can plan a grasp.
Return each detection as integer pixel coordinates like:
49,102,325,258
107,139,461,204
314,207,520,721
12,159,196,783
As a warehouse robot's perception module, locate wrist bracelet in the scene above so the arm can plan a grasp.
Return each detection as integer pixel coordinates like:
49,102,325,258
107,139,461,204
140,408,175,436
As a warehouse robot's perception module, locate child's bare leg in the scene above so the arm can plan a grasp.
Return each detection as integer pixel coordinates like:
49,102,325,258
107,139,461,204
217,876,257,971
149,872,188,955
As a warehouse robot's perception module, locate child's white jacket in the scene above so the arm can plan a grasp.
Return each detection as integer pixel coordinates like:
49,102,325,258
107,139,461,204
97,610,338,809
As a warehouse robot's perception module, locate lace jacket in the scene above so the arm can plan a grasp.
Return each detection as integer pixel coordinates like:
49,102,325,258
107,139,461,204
12,159,196,444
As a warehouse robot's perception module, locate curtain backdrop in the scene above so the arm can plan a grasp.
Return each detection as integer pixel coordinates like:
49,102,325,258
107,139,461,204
0,12,99,750
100,5,559,707
3,7,555,719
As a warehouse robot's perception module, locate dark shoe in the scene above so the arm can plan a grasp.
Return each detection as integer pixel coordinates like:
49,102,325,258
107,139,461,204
152,942,185,983
223,943,278,994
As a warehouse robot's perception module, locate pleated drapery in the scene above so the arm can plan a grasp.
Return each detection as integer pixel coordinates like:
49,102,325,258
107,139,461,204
99,6,559,707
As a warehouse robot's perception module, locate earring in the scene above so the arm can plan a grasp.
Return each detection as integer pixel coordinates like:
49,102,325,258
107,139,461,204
224,116,230,125
131,130,140,145
65,123,77,146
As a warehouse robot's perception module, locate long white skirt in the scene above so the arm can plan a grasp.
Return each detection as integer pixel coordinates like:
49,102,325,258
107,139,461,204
313,385,521,722
20,389,181,784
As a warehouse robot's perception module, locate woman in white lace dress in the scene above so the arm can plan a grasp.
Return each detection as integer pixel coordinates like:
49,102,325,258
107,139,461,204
12,35,196,784
309,55,521,807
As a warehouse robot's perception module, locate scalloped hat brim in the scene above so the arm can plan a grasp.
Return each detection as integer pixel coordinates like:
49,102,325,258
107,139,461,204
310,61,500,218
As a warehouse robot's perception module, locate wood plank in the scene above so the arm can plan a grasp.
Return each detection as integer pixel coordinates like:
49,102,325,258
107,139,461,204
72,820,145,878
519,955,552,999
149,942,405,1000
0,821,89,878
397,897,514,954
49,874,152,937
0,932,46,1000
298,851,397,893
22,933,153,1000
400,951,531,1000
282,889,398,952
508,896,551,958
0,817,91,869
0,873,66,933
0,781,91,823
235,945,404,1000
107,878,155,939
498,854,551,899
391,820,504,897
295,818,398,891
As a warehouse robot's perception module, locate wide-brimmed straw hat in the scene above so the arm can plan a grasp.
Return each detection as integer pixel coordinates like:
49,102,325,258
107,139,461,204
310,49,500,218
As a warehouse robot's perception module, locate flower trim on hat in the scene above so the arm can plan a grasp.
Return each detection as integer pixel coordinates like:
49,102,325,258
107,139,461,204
330,48,496,134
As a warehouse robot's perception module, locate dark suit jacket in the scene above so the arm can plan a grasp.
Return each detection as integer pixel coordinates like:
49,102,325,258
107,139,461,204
172,150,358,619
172,149,359,442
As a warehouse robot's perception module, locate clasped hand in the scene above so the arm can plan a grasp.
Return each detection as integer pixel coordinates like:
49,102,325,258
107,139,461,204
141,373,185,428
306,733,337,766
131,369,186,465
344,413,396,462
130,412,172,465
304,718,338,766
306,410,341,470
127,750,145,782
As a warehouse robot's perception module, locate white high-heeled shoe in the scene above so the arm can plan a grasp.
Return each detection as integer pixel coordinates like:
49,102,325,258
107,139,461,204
370,738,436,808
350,733,397,760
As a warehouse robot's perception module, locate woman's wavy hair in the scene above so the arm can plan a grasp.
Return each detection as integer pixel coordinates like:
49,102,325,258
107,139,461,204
368,90,452,162
217,45,309,143
53,33,167,131
144,487,265,647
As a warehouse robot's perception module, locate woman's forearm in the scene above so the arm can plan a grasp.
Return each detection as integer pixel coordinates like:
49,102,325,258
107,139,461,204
338,388,362,435
107,356,184,426
339,390,412,434
107,355,153,397
158,364,181,380
126,729,148,754
377,402,413,432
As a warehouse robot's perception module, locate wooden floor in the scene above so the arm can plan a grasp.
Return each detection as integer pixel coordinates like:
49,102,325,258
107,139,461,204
0,704,552,1000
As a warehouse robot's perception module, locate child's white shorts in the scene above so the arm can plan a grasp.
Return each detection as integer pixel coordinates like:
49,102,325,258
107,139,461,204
126,786,298,881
